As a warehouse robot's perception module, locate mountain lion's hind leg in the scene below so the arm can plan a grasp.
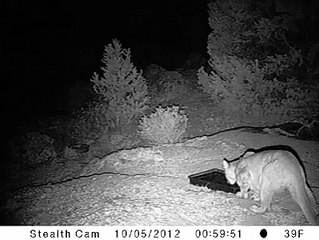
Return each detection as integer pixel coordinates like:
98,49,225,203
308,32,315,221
250,178,274,213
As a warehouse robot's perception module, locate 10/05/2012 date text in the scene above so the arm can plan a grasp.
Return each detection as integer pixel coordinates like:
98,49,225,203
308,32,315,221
114,229,181,239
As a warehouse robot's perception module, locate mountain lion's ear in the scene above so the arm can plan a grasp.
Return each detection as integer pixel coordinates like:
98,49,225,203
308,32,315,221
223,158,229,169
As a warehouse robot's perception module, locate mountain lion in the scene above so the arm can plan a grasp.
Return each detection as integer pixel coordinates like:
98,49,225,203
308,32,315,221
223,149,319,225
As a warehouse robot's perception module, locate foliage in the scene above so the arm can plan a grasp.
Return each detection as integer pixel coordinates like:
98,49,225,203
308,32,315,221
206,0,303,79
304,43,319,79
144,64,188,103
138,105,188,145
207,0,300,57
90,39,149,127
200,0,318,124
262,47,303,79
66,100,111,143
9,132,56,167
197,55,319,124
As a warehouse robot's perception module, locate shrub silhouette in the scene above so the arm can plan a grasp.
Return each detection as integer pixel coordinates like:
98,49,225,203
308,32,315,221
197,55,318,124
138,105,188,145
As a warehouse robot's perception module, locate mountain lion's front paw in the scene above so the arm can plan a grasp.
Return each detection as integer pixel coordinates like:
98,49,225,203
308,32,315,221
236,191,249,199
250,191,260,201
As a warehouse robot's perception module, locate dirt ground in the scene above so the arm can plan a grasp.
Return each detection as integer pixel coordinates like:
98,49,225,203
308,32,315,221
1,89,319,226
2,127,319,226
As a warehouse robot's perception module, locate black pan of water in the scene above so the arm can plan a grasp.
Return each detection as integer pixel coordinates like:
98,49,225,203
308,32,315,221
188,168,240,194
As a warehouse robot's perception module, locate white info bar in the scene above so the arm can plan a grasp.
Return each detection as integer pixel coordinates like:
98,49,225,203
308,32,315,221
0,226,318,240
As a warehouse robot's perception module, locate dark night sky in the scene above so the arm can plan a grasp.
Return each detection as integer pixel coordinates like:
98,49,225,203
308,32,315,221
3,0,209,128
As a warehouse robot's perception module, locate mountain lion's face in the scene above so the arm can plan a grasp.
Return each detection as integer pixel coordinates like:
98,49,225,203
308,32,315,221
223,159,237,185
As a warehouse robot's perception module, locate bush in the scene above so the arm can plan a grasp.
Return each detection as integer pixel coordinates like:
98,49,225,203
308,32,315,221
198,1,319,125
144,64,188,103
207,0,300,59
138,105,188,145
197,55,319,124
9,132,56,167
198,56,263,115
66,100,112,143
262,47,303,80
90,39,149,127
206,0,303,80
